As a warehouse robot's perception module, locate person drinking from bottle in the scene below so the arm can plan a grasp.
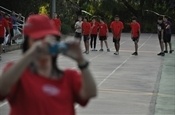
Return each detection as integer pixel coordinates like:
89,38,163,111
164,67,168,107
0,14,97,115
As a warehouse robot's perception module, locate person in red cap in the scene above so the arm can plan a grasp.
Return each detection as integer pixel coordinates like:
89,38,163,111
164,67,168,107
0,14,97,115
110,15,124,55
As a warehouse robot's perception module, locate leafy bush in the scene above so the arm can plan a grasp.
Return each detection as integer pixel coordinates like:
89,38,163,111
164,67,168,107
61,23,73,34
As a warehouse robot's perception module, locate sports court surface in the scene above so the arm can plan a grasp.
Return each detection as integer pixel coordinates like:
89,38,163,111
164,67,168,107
0,33,174,115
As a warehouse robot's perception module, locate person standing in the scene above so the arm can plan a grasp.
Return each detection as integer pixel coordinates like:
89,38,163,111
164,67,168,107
110,15,124,55
130,16,140,56
157,17,165,56
98,17,110,52
90,17,99,51
163,16,174,54
74,16,83,42
0,11,10,60
51,12,61,32
0,14,97,115
82,17,91,54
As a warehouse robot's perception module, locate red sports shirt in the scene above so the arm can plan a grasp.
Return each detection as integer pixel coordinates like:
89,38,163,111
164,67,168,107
82,22,91,35
0,63,88,115
0,18,8,37
130,22,140,38
99,23,108,36
51,18,61,31
5,17,13,29
91,22,99,35
110,21,124,38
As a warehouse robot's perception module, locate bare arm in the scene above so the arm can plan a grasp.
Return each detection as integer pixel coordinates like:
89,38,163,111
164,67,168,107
78,60,97,99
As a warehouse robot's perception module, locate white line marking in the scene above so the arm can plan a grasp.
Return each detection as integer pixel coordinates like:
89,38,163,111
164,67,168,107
0,102,7,107
97,34,152,87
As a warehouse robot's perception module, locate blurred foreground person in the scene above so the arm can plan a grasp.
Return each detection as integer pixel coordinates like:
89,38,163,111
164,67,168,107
0,14,97,115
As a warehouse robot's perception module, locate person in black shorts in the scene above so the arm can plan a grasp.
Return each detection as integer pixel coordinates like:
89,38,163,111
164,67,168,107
74,16,83,43
163,16,174,54
98,18,110,52
157,17,165,56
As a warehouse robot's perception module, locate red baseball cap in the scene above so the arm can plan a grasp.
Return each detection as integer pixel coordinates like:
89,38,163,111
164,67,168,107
23,14,60,39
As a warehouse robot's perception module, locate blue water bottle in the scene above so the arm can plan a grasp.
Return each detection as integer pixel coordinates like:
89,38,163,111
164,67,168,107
49,42,69,56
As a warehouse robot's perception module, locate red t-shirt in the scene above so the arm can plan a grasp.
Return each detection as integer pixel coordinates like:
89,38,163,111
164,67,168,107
90,22,99,35
51,18,61,31
5,17,13,29
0,63,88,115
99,23,108,36
82,22,91,35
110,21,124,38
130,22,140,38
0,18,8,37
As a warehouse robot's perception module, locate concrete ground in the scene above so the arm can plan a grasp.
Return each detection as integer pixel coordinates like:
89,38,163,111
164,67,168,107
0,33,174,115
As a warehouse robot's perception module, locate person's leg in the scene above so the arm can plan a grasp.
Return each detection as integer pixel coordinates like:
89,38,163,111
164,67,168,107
163,34,168,53
85,40,89,54
94,35,97,50
90,34,93,49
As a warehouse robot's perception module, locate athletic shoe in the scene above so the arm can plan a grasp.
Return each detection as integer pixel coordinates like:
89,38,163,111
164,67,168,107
157,52,165,56
114,52,119,55
132,52,138,56
164,50,168,53
170,50,174,54
99,49,103,51
157,52,162,56
107,49,110,52
94,49,98,51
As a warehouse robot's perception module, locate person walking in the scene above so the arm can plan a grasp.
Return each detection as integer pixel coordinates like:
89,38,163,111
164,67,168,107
98,17,110,52
110,15,124,55
0,14,97,115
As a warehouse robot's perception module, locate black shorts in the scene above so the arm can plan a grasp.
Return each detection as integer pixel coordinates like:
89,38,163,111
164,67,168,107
0,37,4,44
113,38,120,44
75,32,82,39
163,34,171,43
132,37,139,42
83,35,90,41
99,36,107,41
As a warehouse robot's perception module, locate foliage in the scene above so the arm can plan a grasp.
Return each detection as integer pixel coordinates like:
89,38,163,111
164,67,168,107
0,0,174,33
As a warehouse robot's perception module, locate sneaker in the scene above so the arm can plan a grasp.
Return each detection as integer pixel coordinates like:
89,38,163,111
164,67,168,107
170,50,174,54
114,52,119,55
132,52,138,56
99,49,103,51
107,49,110,52
161,52,165,56
157,52,162,56
164,50,168,53
94,49,98,51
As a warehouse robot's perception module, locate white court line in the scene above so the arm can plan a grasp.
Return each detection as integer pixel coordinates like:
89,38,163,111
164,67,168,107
75,34,152,109
98,34,152,87
0,102,7,108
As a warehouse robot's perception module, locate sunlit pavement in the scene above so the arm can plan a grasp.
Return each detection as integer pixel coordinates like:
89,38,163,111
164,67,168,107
0,33,174,115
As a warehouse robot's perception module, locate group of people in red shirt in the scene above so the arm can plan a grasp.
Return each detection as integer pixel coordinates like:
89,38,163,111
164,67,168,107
74,15,141,55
